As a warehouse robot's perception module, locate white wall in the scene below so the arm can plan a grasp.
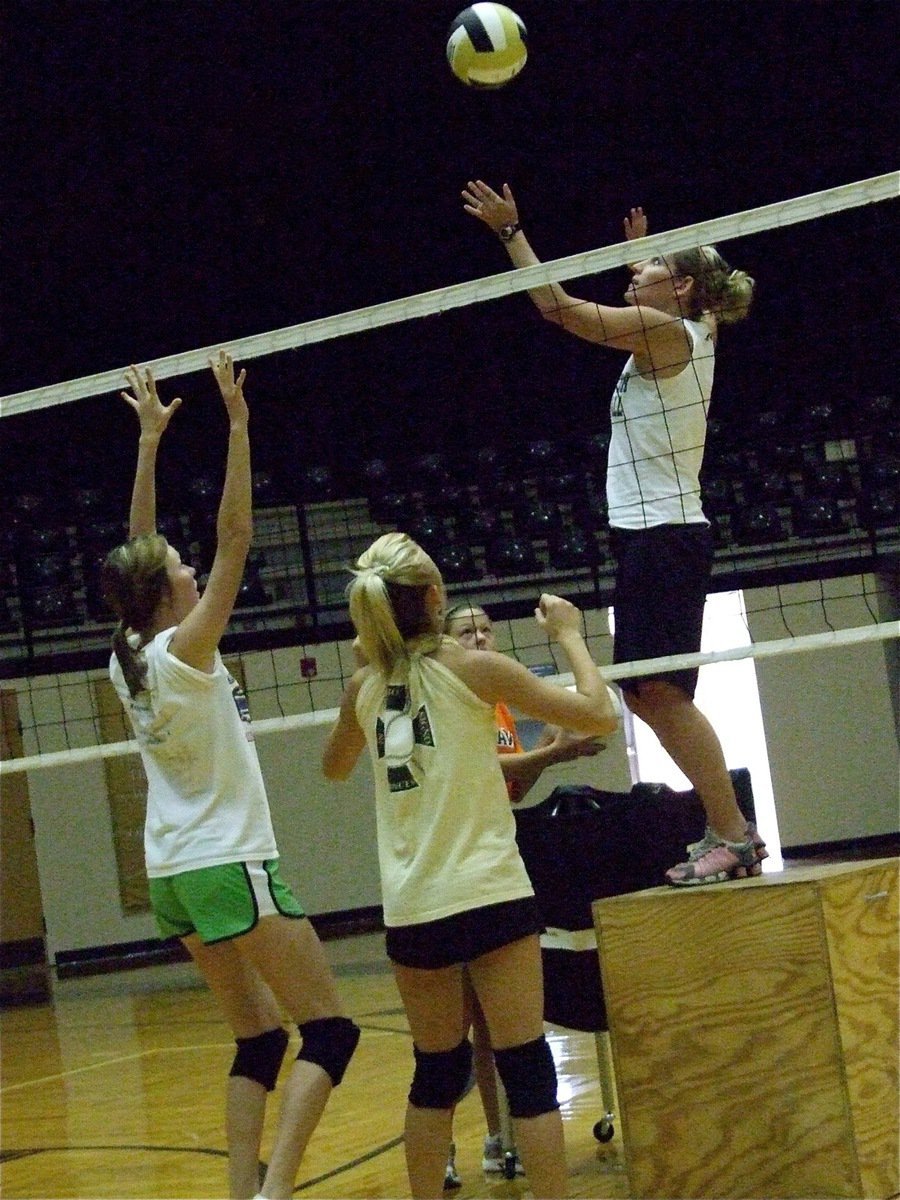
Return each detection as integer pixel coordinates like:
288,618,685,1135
257,724,380,917
22,729,383,964
27,759,160,959
746,574,899,846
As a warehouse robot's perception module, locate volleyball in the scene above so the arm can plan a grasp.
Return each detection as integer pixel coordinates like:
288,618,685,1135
447,4,528,89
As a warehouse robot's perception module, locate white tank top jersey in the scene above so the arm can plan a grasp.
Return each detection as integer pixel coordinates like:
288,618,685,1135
606,317,715,529
356,643,535,928
110,628,277,877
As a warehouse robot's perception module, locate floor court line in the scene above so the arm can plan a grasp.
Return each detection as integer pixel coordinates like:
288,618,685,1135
0,1042,235,1093
1,1020,410,1096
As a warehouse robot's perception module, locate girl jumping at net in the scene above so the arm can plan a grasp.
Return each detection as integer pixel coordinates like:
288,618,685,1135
322,532,618,1200
461,180,766,886
440,601,607,1188
101,353,359,1200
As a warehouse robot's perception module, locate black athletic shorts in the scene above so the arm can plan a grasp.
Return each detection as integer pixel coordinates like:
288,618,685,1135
385,896,543,970
609,522,715,699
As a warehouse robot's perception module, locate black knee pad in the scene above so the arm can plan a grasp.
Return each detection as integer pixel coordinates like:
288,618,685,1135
230,1026,290,1091
297,1017,360,1087
408,1037,473,1110
494,1035,559,1119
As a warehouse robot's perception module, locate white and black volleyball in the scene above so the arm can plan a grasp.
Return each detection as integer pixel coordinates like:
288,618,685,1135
447,3,528,89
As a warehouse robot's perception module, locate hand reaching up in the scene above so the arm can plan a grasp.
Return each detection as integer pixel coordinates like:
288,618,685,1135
121,365,181,440
209,350,248,425
624,206,648,241
462,179,519,234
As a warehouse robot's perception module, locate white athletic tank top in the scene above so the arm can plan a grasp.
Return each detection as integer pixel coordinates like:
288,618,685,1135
606,318,714,528
110,628,277,877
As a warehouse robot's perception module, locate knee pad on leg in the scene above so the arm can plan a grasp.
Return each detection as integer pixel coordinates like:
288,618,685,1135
230,1026,290,1091
297,1017,360,1086
408,1037,473,1110
494,1035,559,1119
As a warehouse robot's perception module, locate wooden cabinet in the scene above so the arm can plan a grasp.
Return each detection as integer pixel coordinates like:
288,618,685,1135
593,859,899,1199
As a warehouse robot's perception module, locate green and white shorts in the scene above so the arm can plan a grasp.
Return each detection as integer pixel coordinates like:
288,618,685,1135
149,859,305,944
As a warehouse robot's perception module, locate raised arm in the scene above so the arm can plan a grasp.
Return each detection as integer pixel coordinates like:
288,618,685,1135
461,180,679,356
120,366,182,538
450,594,619,738
624,205,648,273
168,352,251,672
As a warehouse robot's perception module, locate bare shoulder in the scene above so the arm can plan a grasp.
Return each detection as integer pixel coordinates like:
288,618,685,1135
433,642,525,704
342,666,370,706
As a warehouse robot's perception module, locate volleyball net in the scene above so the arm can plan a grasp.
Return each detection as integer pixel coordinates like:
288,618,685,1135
1,171,898,779
2,172,896,415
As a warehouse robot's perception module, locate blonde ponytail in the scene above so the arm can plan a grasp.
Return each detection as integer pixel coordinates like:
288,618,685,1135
717,267,755,325
347,533,443,677
349,568,409,677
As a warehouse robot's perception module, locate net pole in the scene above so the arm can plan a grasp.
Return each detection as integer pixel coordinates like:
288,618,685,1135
2,620,896,776
2,171,896,418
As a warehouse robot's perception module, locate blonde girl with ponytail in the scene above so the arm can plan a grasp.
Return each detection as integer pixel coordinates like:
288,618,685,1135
324,531,618,1199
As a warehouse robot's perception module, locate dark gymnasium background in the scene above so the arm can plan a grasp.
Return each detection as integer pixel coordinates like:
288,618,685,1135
4,0,898,510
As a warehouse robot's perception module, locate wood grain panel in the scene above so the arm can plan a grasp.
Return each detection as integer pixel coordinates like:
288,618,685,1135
820,860,899,1199
0,690,44,941
594,861,899,1200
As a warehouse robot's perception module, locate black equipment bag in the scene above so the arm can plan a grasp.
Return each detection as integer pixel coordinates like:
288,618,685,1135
513,768,756,1031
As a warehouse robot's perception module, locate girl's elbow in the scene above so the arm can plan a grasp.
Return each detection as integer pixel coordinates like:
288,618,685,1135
322,750,355,782
596,688,622,735
322,757,345,782
584,701,620,738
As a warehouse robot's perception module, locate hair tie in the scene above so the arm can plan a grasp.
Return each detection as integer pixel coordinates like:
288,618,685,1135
354,560,386,581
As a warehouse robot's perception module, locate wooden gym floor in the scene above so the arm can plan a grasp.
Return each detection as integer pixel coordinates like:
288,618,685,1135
4,844,897,1200
0,931,629,1200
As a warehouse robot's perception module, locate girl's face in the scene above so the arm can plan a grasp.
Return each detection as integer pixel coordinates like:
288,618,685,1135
164,544,200,619
446,607,496,651
625,256,687,312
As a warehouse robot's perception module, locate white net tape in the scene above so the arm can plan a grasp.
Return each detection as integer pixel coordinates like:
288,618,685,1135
1,172,897,778
1,172,896,418
2,620,896,775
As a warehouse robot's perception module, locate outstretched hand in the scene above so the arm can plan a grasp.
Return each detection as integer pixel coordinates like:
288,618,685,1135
209,350,248,425
462,179,518,234
547,726,605,761
624,207,648,274
121,365,181,439
624,206,648,241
